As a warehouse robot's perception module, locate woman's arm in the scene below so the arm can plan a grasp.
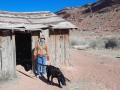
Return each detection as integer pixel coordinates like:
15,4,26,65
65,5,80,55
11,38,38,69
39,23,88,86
45,42,49,56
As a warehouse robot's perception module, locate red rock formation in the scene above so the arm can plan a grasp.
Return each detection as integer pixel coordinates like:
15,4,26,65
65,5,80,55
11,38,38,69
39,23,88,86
56,0,120,33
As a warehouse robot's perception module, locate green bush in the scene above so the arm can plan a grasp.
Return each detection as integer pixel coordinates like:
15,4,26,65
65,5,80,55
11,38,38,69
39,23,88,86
105,37,119,49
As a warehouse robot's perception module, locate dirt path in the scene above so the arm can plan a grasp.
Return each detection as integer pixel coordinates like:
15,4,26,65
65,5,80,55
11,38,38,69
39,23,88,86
67,49,120,90
0,49,120,90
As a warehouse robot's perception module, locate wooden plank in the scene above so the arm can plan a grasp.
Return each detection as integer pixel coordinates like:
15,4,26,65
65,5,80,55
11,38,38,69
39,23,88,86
7,35,12,74
0,49,1,70
0,35,2,70
2,33,8,72
50,34,56,65
1,31,10,80
59,29,65,65
0,31,16,79
49,29,70,65
9,33,16,77
60,34,64,65
64,30,70,65
31,35,35,73
56,34,60,65
17,70,35,79
49,30,54,64
12,34,16,76
31,31,41,73
52,35,55,65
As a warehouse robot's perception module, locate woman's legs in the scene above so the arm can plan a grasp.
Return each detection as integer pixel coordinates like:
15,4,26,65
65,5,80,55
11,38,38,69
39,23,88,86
41,56,46,76
37,56,46,77
37,57,42,76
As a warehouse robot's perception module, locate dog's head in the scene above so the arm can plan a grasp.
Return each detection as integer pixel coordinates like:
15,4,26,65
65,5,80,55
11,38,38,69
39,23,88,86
58,74,66,86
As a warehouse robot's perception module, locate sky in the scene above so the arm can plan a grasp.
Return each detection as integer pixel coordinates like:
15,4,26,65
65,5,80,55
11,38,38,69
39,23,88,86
0,0,99,12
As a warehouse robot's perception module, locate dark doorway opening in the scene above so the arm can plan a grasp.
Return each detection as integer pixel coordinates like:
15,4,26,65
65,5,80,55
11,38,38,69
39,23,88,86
15,32,32,71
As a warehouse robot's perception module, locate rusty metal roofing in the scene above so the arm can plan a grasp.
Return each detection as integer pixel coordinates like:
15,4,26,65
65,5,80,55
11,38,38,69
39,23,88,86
0,11,77,30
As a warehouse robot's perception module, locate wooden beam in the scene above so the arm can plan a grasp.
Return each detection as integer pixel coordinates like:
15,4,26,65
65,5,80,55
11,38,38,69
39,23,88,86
0,35,2,70
17,70,35,79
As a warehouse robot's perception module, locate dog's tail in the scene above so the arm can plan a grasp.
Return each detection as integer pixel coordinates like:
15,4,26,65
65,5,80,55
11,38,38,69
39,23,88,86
65,77,71,82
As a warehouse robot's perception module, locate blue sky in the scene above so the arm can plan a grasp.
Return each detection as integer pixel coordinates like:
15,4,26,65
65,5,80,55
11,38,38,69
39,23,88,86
0,0,99,12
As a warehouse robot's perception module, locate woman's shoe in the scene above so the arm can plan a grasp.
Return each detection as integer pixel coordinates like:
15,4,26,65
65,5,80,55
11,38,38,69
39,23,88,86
36,74,40,78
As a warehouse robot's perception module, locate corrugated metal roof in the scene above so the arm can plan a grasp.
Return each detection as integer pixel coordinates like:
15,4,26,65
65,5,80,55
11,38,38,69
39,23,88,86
0,11,77,31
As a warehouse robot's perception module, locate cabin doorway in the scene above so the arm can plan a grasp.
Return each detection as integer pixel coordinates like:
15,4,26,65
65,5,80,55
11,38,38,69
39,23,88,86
15,32,32,71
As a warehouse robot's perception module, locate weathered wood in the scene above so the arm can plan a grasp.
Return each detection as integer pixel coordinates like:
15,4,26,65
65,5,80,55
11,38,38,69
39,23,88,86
50,34,55,65
0,30,16,81
60,34,65,65
0,28,71,82
1,31,9,80
64,31,70,65
65,32,70,64
49,29,70,66
52,30,55,64
31,32,39,73
56,34,60,64
0,32,2,79
2,32,8,72
17,70,35,79
0,35,2,70
12,34,16,76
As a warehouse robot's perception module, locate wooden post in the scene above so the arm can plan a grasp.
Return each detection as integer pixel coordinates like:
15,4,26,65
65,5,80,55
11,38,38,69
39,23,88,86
63,29,70,65
12,34,16,76
66,29,70,65
31,31,40,73
49,29,56,65
31,35,35,73
60,31,64,65
0,30,16,80
0,35,2,70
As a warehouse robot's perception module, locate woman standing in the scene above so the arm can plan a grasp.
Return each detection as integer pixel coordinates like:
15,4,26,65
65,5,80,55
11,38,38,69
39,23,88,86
34,37,48,78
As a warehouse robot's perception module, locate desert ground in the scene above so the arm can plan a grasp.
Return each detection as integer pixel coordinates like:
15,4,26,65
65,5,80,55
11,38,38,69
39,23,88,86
0,48,120,90
0,0,120,90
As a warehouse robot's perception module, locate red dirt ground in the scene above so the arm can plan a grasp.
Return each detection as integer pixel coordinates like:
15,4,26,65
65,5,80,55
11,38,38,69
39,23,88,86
0,49,120,90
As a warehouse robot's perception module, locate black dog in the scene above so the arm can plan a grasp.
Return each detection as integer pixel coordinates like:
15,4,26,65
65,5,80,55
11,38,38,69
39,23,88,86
40,64,68,88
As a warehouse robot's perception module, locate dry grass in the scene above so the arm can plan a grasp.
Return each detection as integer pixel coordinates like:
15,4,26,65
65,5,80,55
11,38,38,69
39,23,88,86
70,36,120,50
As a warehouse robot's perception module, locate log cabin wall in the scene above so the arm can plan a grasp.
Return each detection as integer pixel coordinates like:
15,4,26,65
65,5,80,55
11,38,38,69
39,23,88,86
49,29,70,66
0,11,76,82
0,29,70,81
0,30,16,81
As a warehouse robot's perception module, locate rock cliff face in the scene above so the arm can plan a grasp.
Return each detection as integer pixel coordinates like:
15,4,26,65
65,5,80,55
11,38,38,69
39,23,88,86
56,0,120,33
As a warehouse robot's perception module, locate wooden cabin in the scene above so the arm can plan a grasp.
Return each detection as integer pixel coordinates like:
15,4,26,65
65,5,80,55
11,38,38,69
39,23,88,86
0,11,76,81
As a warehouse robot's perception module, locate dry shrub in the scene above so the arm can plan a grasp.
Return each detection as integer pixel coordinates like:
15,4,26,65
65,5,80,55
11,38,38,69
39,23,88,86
70,37,87,46
88,38,105,49
70,36,120,50
89,37,120,49
104,37,120,49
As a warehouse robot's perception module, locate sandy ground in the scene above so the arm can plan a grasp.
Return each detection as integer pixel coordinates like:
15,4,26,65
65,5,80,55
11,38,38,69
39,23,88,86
0,49,120,90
